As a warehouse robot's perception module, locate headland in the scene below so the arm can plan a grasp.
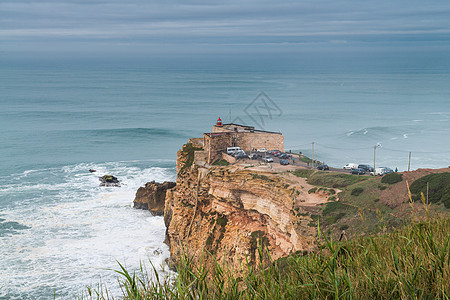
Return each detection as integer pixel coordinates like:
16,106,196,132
134,120,450,272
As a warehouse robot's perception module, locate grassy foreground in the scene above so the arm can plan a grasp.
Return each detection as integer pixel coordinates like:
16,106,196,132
83,217,449,299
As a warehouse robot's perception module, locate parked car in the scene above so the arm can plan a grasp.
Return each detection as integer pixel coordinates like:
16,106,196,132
279,153,288,159
370,167,393,176
249,153,258,160
264,156,274,163
269,150,280,155
358,164,374,172
317,164,329,170
381,168,394,175
351,168,366,175
235,152,249,159
257,148,267,153
344,163,359,170
280,159,289,165
232,149,245,157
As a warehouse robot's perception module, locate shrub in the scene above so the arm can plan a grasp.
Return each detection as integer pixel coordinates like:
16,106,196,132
326,212,346,224
90,218,450,300
179,143,203,173
374,198,380,202
212,159,230,166
351,187,364,196
216,216,228,227
252,173,273,181
292,169,314,178
339,224,349,231
410,172,450,208
322,201,346,216
381,173,403,184
299,156,312,163
308,187,317,194
378,185,387,190
308,173,367,188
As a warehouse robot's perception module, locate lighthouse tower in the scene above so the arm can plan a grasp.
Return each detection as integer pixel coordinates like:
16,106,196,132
216,117,223,127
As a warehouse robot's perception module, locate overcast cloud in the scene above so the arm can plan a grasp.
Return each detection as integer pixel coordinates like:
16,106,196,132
1,0,450,57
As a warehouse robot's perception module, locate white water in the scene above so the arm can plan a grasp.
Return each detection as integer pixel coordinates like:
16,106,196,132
0,161,176,299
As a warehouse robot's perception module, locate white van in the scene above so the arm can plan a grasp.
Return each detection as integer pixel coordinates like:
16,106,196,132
227,147,241,155
343,163,358,170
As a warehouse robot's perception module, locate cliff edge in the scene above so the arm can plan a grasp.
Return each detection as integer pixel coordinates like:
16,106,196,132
163,143,329,270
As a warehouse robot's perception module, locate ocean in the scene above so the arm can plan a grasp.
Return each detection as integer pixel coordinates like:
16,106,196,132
1,53,449,298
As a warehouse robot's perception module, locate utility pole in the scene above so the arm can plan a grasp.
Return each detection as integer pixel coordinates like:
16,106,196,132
312,141,315,168
264,141,267,164
373,145,376,171
408,152,412,172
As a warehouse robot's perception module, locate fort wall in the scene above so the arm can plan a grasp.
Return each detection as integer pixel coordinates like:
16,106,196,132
199,123,284,165
194,150,208,164
233,132,284,152
189,138,204,147
221,152,236,164
203,133,232,164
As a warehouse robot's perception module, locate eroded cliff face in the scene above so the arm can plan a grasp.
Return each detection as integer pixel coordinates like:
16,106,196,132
164,143,327,271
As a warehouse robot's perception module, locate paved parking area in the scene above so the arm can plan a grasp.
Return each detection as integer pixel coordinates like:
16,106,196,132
235,151,370,176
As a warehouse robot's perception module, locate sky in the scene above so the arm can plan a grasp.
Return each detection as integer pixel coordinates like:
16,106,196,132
1,0,450,59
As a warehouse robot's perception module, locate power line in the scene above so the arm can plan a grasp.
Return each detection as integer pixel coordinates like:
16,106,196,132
314,142,373,151
381,147,450,154
289,142,450,154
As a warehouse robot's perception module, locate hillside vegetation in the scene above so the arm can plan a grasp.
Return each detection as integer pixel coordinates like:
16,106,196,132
83,218,449,299
410,172,450,208
81,169,450,299
293,169,449,238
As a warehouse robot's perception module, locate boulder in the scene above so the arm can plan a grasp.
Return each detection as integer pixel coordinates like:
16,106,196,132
133,181,176,216
99,175,120,187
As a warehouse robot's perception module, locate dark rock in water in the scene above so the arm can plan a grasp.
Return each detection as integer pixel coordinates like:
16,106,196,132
99,175,120,187
133,180,176,216
89,169,96,173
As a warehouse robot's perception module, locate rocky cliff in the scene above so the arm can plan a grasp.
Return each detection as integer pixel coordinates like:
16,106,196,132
164,143,329,271
133,181,176,216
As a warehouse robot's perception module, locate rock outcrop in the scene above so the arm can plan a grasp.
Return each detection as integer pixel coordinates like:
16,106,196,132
134,181,176,216
99,175,120,187
163,143,326,272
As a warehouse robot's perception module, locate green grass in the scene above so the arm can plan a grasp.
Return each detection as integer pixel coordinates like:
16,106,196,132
216,216,228,227
339,224,349,231
351,187,364,196
252,173,273,182
381,172,403,184
314,174,407,238
308,187,317,194
299,156,312,163
179,143,203,174
291,169,314,178
308,172,367,188
83,218,450,299
410,172,450,208
212,159,230,166
320,201,357,225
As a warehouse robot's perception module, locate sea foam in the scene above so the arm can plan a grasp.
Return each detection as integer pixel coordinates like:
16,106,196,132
0,160,176,299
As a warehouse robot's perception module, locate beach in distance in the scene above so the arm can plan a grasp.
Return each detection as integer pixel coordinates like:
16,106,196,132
1,52,449,298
